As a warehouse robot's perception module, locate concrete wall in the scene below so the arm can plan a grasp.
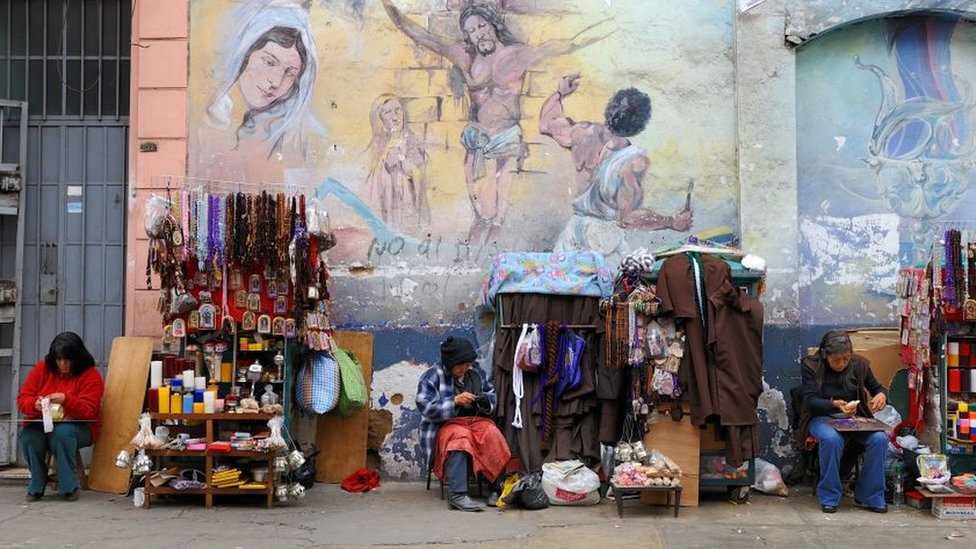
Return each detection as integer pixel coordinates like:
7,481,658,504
124,0,976,478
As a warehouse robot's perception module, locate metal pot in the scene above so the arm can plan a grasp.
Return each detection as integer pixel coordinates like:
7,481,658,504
275,484,289,502
114,449,133,469
287,449,306,471
132,449,153,476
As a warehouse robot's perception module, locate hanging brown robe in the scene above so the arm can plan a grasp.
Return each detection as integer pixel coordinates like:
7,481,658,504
655,254,764,467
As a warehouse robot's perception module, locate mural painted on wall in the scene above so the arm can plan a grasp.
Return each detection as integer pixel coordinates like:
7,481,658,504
188,0,737,326
797,14,976,326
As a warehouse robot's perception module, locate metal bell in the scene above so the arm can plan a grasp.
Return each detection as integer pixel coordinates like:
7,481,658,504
274,455,289,472
275,484,289,502
287,482,306,500
132,449,153,476
632,441,649,462
287,449,306,471
614,442,633,463
115,449,133,469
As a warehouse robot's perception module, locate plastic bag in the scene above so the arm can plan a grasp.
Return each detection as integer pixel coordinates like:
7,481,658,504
541,460,601,506
874,405,902,428
496,472,522,509
502,471,549,510
751,458,788,496
144,194,172,239
131,412,163,449
266,416,287,451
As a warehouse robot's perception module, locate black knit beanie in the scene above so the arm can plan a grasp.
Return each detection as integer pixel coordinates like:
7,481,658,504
820,330,853,356
440,336,476,369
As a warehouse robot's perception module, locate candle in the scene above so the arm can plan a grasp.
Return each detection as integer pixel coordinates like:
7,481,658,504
194,389,205,403
221,362,233,383
960,402,969,413
183,370,195,391
170,393,182,414
170,378,183,394
963,370,972,393
948,341,960,367
216,399,225,413
147,388,159,413
150,360,163,389
164,356,177,378
193,402,205,414
182,393,194,414
970,369,976,393
195,376,207,391
949,369,962,392
159,386,170,413
961,418,971,436
204,391,215,414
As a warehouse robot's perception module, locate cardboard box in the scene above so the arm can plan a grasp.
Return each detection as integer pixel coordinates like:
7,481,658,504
932,496,976,520
847,328,902,389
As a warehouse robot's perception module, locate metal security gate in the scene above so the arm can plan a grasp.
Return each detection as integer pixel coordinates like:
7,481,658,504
1,0,130,464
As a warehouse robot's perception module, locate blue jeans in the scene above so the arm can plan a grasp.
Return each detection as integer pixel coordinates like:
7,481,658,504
19,423,92,496
809,416,887,507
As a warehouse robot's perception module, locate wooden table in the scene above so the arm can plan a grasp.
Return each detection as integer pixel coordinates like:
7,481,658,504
611,483,682,518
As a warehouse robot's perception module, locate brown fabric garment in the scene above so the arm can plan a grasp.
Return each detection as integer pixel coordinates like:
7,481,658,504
491,293,612,471
655,254,764,467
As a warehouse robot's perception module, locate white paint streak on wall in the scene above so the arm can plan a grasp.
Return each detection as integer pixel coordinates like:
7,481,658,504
757,378,795,459
834,136,846,151
371,360,427,479
798,213,899,289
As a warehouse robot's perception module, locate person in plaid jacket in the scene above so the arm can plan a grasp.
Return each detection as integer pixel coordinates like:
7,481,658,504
416,336,510,511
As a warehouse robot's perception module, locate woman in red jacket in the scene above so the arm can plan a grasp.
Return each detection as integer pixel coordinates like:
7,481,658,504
17,332,104,501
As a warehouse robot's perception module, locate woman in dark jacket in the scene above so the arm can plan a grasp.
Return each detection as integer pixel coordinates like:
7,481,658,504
798,330,888,514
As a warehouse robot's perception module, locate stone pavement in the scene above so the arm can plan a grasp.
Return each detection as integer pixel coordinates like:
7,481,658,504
0,480,972,549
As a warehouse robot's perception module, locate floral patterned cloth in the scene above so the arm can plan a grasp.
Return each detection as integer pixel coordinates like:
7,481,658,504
481,252,613,310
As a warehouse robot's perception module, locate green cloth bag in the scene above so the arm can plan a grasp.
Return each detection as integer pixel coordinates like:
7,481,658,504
333,347,368,417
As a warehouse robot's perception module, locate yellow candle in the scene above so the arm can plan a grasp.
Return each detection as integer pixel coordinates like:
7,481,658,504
170,394,182,414
221,362,233,383
193,402,205,414
961,403,970,413
159,386,170,414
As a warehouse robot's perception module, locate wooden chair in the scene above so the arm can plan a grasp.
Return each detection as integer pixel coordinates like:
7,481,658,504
46,448,88,491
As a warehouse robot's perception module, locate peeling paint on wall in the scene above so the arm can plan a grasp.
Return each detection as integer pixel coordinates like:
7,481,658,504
370,359,427,480
757,379,795,460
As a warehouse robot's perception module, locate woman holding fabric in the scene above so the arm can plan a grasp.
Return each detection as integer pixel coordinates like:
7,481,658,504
17,332,104,502
798,330,888,514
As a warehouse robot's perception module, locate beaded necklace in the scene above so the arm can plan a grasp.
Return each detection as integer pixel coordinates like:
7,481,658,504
197,191,209,271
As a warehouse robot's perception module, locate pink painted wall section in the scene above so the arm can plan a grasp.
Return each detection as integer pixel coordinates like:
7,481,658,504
125,0,190,337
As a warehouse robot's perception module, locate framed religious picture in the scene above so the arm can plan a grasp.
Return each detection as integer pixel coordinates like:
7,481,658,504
230,269,244,290
199,304,217,330
247,293,261,312
234,289,247,309
188,310,200,330
171,319,186,339
274,295,288,315
284,318,297,338
242,311,257,332
194,271,208,288
249,274,262,294
257,314,272,335
965,299,976,321
278,280,288,296
222,316,237,335
267,280,278,298
198,290,212,304
170,226,184,247
264,265,275,280
272,317,285,336
306,312,319,330
306,331,318,350
319,332,331,351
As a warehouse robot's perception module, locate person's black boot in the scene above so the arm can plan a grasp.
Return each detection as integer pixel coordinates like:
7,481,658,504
448,493,485,512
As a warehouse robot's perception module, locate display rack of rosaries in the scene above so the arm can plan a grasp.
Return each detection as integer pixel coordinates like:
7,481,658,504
135,185,335,507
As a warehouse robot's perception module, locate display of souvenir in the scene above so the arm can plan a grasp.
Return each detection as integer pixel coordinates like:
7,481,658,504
234,289,247,308
307,312,319,330
230,269,243,290
194,272,208,288
247,293,261,312
275,295,288,315
257,314,272,334
965,299,976,322
222,316,236,335
249,274,262,294
267,280,278,298
284,319,297,338
272,317,285,336
172,318,186,338
199,304,217,330
242,311,257,332
188,310,200,330
198,290,212,304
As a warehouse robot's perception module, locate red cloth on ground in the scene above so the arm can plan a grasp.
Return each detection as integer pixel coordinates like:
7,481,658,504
341,468,381,492
433,417,511,483
16,360,104,441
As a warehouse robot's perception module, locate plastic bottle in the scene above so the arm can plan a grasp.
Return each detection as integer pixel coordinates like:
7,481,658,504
892,476,905,505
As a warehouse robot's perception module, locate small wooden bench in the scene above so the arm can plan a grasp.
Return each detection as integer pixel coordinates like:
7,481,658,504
611,483,681,518
46,448,88,491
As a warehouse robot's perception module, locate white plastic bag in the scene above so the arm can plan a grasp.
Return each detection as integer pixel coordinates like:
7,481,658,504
541,460,601,506
874,405,902,428
751,458,788,496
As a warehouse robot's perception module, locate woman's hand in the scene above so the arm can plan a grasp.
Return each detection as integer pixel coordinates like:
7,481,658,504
45,393,66,405
454,392,476,407
870,392,887,412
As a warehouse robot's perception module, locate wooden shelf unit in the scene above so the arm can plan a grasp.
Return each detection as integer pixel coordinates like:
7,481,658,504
143,413,280,509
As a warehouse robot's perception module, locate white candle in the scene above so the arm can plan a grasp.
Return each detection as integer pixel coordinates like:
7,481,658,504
970,369,976,393
183,370,195,391
150,361,163,389
948,342,960,355
195,376,207,390
203,391,215,414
